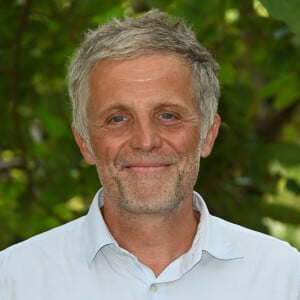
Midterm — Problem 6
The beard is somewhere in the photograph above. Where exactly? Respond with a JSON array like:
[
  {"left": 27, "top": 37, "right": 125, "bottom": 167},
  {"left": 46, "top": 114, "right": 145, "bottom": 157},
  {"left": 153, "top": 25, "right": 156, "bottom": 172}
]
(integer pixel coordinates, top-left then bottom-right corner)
[{"left": 97, "top": 152, "right": 200, "bottom": 216}]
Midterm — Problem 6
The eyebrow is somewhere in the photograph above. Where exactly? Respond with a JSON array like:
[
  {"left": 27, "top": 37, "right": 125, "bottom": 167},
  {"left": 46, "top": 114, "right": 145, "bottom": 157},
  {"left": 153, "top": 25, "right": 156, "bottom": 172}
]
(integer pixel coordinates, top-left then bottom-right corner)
[
  {"left": 99, "top": 101, "right": 192, "bottom": 116},
  {"left": 100, "top": 104, "right": 130, "bottom": 114},
  {"left": 154, "top": 103, "right": 191, "bottom": 112}
]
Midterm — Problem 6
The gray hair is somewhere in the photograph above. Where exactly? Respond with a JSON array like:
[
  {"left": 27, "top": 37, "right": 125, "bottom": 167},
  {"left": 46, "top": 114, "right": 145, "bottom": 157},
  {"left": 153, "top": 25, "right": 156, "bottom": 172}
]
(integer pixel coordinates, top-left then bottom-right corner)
[{"left": 68, "top": 9, "right": 220, "bottom": 142}]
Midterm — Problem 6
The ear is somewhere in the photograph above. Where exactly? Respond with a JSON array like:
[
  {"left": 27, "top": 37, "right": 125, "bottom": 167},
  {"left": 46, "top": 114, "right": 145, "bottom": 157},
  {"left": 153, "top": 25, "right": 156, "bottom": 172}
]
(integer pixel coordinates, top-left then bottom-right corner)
[
  {"left": 72, "top": 126, "right": 96, "bottom": 165},
  {"left": 200, "top": 114, "right": 221, "bottom": 158}
]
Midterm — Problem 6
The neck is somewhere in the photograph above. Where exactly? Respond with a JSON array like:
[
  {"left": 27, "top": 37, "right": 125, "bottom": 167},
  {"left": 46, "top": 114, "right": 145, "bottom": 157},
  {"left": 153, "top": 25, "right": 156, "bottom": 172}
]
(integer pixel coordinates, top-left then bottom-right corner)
[{"left": 102, "top": 194, "right": 200, "bottom": 277}]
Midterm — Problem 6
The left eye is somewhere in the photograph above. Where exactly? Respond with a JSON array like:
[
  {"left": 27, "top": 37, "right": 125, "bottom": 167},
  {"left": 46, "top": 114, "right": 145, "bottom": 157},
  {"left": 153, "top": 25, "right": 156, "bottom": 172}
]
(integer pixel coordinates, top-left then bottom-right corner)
[{"left": 160, "top": 113, "right": 175, "bottom": 120}]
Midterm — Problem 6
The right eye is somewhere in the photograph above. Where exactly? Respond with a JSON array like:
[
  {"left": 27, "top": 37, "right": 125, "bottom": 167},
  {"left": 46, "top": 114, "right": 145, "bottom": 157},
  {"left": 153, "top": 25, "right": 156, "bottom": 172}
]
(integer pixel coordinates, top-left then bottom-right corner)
[{"left": 110, "top": 115, "right": 127, "bottom": 123}]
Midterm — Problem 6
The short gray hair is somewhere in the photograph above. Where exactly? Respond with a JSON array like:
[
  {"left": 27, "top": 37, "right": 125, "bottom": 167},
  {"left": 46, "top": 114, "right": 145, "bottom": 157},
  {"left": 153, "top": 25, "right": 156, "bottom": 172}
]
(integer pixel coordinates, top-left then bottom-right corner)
[{"left": 68, "top": 9, "right": 220, "bottom": 141}]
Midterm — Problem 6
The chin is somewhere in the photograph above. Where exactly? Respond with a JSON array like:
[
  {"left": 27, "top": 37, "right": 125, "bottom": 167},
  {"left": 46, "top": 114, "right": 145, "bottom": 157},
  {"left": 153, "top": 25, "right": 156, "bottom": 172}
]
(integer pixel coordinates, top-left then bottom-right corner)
[{"left": 116, "top": 187, "right": 185, "bottom": 215}]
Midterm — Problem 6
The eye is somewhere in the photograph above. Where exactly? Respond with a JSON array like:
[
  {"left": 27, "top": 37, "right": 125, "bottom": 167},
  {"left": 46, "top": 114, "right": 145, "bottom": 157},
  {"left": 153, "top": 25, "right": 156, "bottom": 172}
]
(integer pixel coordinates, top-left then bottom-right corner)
[
  {"left": 110, "top": 115, "right": 127, "bottom": 123},
  {"left": 160, "top": 113, "right": 176, "bottom": 120}
]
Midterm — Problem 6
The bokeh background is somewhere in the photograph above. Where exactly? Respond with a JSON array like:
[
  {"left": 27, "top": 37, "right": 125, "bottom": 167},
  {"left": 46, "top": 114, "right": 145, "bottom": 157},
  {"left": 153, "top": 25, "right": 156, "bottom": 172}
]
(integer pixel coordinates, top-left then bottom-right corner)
[{"left": 1, "top": 0, "right": 300, "bottom": 250}]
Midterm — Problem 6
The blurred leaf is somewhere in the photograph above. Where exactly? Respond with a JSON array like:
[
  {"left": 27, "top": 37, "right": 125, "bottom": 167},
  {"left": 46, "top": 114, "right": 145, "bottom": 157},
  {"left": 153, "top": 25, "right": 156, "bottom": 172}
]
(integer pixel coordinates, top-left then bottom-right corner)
[
  {"left": 260, "top": 0, "right": 300, "bottom": 35},
  {"left": 286, "top": 178, "right": 300, "bottom": 195},
  {"left": 258, "top": 73, "right": 299, "bottom": 109},
  {"left": 267, "top": 143, "right": 300, "bottom": 166},
  {"left": 35, "top": 108, "right": 67, "bottom": 139},
  {"left": 259, "top": 203, "right": 300, "bottom": 225}
]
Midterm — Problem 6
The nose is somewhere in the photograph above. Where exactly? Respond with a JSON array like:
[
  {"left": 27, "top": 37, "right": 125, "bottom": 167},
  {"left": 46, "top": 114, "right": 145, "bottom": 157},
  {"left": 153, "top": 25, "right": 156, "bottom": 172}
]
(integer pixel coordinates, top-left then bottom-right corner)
[{"left": 129, "top": 118, "right": 162, "bottom": 152}]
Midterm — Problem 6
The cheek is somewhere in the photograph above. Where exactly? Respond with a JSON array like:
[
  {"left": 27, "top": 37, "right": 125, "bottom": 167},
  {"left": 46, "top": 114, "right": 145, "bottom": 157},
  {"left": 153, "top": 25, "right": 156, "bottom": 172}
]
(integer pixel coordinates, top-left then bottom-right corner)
[
  {"left": 166, "top": 126, "right": 201, "bottom": 155},
  {"left": 89, "top": 130, "right": 128, "bottom": 165},
  {"left": 88, "top": 129, "right": 110, "bottom": 162}
]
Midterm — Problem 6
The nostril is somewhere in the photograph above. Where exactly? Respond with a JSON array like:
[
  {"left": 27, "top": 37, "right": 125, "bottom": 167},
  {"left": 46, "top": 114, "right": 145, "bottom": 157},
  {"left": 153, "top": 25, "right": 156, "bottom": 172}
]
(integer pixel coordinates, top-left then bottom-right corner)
[{"left": 129, "top": 122, "right": 162, "bottom": 152}]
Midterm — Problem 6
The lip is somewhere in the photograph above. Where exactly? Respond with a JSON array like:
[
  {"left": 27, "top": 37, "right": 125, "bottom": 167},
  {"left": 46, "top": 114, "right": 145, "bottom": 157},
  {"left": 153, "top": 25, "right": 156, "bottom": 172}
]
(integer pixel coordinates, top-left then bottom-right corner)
[{"left": 124, "top": 163, "right": 173, "bottom": 174}]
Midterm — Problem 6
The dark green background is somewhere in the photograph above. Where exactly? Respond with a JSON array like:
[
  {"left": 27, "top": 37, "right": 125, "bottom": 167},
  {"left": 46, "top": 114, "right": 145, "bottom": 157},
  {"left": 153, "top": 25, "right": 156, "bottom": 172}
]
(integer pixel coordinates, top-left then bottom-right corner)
[{"left": 1, "top": 0, "right": 300, "bottom": 250}]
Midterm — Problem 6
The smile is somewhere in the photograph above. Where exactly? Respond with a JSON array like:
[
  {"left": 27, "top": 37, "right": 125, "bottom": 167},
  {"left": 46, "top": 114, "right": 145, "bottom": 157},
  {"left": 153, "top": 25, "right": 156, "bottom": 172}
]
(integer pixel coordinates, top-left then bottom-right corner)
[{"left": 124, "top": 163, "right": 173, "bottom": 174}]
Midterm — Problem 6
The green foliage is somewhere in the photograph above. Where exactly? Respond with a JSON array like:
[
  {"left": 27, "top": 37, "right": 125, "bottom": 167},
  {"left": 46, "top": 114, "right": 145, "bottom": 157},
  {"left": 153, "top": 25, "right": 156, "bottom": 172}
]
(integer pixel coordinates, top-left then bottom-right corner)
[
  {"left": 260, "top": 0, "right": 300, "bottom": 35},
  {"left": 1, "top": 0, "right": 300, "bottom": 250}
]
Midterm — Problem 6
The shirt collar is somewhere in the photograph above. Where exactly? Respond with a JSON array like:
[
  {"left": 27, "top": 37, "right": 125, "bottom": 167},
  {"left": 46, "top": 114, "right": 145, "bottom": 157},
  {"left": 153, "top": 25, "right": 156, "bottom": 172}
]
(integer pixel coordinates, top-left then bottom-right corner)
[
  {"left": 192, "top": 191, "right": 243, "bottom": 260},
  {"left": 84, "top": 189, "right": 117, "bottom": 265},
  {"left": 84, "top": 189, "right": 243, "bottom": 266}
]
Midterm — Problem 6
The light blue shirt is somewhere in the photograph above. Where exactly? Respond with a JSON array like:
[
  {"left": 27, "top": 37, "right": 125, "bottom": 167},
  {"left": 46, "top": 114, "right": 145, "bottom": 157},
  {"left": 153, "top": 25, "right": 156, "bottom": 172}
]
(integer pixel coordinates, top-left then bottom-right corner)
[{"left": 1, "top": 189, "right": 299, "bottom": 299}]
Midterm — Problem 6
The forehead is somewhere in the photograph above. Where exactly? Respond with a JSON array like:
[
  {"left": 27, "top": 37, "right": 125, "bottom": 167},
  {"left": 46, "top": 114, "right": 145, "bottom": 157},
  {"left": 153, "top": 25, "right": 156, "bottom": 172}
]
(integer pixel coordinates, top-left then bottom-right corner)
[
  {"left": 87, "top": 54, "right": 196, "bottom": 112},
  {"left": 89, "top": 53, "right": 191, "bottom": 83}
]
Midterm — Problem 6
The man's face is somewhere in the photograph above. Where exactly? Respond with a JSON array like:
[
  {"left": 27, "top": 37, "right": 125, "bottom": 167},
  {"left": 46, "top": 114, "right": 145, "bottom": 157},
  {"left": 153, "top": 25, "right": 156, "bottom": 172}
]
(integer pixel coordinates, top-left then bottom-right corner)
[{"left": 74, "top": 54, "right": 219, "bottom": 215}]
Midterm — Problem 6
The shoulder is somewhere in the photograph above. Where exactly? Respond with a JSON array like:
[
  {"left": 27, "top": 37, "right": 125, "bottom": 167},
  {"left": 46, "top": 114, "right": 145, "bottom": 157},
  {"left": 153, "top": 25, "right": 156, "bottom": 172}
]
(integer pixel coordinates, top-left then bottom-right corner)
[
  {"left": 0, "top": 216, "right": 85, "bottom": 272},
  {"left": 0, "top": 217, "right": 88, "bottom": 298},
  {"left": 213, "top": 215, "right": 300, "bottom": 263}
]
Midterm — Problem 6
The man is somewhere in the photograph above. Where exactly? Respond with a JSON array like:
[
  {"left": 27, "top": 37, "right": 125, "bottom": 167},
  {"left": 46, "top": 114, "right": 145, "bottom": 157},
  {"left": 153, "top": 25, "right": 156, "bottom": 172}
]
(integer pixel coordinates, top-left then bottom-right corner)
[{"left": 1, "top": 9, "right": 299, "bottom": 300}]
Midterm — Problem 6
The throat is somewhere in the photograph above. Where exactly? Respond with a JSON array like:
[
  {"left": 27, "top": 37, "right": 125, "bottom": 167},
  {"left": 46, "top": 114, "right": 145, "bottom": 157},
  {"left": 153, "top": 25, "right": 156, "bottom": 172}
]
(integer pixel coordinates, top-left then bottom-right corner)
[{"left": 102, "top": 204, "right": 200, "bottom": 276}]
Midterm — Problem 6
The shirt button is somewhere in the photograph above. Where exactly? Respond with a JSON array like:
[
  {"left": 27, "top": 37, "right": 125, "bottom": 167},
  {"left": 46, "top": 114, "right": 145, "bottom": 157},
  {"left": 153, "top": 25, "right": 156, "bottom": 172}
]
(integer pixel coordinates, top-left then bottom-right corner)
[{"left": 149, "top": 283, "right": 157, "bottom": 293}]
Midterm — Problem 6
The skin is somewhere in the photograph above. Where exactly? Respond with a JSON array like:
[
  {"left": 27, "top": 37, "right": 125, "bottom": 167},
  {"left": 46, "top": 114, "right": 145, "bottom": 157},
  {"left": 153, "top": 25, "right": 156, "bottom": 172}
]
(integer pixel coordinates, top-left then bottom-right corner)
[{"left": 73, "top": 54, "right": 220, "bottom": 276}]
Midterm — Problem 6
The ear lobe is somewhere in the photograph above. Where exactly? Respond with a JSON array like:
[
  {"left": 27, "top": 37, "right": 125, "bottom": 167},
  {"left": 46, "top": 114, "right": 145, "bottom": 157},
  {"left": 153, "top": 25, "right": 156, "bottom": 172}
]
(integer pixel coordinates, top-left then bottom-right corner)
[
  {"left": 72, "top": 126, "right": 96, "bottom": 165},
  {"left": 200, "top": 114, "right": 221, "bottom": 158}
]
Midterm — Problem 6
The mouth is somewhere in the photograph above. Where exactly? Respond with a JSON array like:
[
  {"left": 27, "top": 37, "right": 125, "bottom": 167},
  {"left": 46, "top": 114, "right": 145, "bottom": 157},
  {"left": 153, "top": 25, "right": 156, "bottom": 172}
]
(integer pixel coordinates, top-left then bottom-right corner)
[{"left": 123, "top": 162, "right": 174, "bottom": 174}]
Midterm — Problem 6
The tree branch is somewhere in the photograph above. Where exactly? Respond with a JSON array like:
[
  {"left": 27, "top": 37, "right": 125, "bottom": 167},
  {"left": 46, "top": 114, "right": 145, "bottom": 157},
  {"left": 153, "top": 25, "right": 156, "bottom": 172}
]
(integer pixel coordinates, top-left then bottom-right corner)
[{"left": 255, "top": 99, "right": 300, "bottom": 142}]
